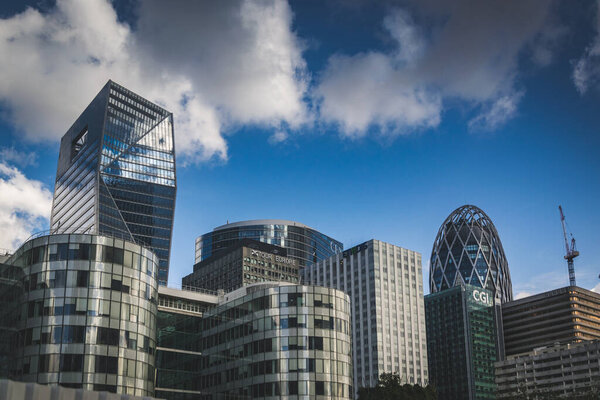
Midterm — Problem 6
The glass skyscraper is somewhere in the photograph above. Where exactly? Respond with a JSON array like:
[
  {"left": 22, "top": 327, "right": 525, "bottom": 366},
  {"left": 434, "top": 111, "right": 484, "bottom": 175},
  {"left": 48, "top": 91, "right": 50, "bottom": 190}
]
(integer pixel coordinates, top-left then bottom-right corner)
[
  {"left": 429, "top": 205, "right": 512, "bottom": 303},
  {"left": 195, "top": 219, "right": 343, "bottom": 269},
  {"left": 425, "top": 285, "right": 498, "bottom": 400},
  {"left": 50, "top": 80, "right": 176, "bottom": 285}
]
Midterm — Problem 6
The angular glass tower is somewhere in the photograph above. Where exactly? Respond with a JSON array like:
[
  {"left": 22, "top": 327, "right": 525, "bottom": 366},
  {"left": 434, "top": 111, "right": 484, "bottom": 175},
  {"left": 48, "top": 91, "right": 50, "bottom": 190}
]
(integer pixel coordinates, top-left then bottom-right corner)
[
  {"left": 430, "top": 205, "right": 512, "bottom": 303},
  {"left": 50, "top": 80, "right": 176, "bottom": 285}
]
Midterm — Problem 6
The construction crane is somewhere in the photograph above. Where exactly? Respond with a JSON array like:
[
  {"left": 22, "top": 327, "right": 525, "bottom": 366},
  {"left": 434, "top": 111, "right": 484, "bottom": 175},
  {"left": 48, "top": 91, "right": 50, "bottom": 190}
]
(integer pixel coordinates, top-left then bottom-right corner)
[{"left": 559, "top": 205, "right": 579, "bottom": 286}]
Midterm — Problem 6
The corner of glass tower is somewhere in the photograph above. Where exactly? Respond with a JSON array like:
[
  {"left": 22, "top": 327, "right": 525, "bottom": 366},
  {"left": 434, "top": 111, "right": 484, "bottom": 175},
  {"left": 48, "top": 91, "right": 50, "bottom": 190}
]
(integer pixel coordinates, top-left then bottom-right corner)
[{"left": 50, "top": 80, "right": 176, "bottom": 286}]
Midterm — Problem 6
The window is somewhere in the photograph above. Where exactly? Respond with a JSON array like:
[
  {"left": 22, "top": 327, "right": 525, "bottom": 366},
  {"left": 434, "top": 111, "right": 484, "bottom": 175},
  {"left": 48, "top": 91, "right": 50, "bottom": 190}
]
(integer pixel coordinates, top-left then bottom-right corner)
[
  {"left": 60, "top": 354, "right": 83, "bottom": 372},
  {"left": 95, "top": 356, "right": 118, "bottom": 374},
  {"left": 62, "top": 325, "right": 85, "bottom": 343},
  {"left": 77, "top": 271, "right": 89, "bottom": 287},
  {"left": 97, "top": 327, "right": 119, "bottom": 346}
]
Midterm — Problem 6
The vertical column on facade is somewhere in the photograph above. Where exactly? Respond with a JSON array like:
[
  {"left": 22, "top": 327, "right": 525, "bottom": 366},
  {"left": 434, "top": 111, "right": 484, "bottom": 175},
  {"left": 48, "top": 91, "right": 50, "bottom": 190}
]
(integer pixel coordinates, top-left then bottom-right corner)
[
  {"left": 402, "top": 248, "right": 410, "bottom": 382},
  {"left": 379, "top": 242, "right": 387, "bottom": 376}
]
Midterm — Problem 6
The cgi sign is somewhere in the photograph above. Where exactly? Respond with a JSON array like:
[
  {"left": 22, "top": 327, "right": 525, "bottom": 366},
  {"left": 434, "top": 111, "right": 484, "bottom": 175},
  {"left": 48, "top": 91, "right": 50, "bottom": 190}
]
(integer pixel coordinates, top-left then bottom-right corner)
[{"left": 472, "top": 289, "right": 493, "bottom": 306}]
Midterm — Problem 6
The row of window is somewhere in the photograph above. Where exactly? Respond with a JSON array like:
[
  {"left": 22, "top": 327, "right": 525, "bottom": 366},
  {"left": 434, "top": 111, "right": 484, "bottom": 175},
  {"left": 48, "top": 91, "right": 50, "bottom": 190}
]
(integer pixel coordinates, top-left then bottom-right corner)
[
  {"left": 23, "top": 325, "right": 154, "bottom": 353},
  {"left": 13, "top": 243, "right": 155, "bottom": 274},
  {"left": 203, "top": 292, "right": 346, "bottom": 330},
  {"left": 213, "top": 357, "right": 352, "bottom": 384},
  {"left": 102, "top": 174, "right": 175, "bottom": 198},
  {"left": 203, "top": 335, "right": 351, "bottom": 367},
  {"left": 26, "top": 296, "right": 155, "bottom": 328},
  {"left": 32, "top": 353, "right": 154, "bottom": 380},
  {"left": 201, "top": 314, "right": 350, "bottom": 348},
  {"left": 25, "top": 270, "right": 153, "bottom": 299}
]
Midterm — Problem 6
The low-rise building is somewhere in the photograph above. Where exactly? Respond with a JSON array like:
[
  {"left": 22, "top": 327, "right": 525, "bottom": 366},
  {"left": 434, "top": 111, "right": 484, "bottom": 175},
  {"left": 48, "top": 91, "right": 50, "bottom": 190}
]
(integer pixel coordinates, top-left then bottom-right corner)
[
  {"left": 496, "top": 340, "right": 600, "bottom": 398},
  {"left": 502, "top": 286, "right": 600, "bottom": 357}
]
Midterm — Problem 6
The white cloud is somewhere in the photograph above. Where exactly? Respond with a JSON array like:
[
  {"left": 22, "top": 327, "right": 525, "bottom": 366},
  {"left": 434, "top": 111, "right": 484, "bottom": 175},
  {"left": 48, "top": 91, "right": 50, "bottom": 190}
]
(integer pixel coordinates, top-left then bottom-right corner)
[
  {"left": 0, "top": 147, "right": 38, "bottom": 167},
  {"left": 383, "top": 9, "right": 425, "bottom": 65},
  {"left": 316, "top": 1, "right": 558, "bottom": 136},
  {"left": 316, "top": 52, "right": 441, "bottom": 137},
  {"left": 268, "top": 130, "right": 289, "bottom": 144},
  {"left": 572, "top": 1, "right": 600, "bottom": 94},
  {"left": 0, "top": 0, "right": 309, "bottom": 163},
  {"left": 592, "top": 283, "right": 600, "bottom": 293},
  {"left": 468, "top": 91, "right": 524, "bottom": 132},
  {"left": 514, "top": 291, "right": 534, "bottom": 300},
  {"left": 0, "top": 162, "right": 52, "bottom": 251}
]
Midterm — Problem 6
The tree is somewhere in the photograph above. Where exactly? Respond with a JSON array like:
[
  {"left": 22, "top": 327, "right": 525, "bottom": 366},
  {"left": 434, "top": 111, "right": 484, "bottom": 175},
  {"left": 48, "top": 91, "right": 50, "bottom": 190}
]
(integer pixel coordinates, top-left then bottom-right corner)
[{"left": 357, "top": 373, "right": 437, "bottom": 400}]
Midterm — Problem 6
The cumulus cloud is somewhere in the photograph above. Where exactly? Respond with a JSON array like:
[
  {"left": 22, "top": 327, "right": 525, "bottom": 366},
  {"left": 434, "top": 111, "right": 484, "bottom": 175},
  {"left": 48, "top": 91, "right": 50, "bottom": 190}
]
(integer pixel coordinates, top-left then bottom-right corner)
[
  {"left": 0, "top": 162, "right": 52, "bottom": 251},
  {"left": 572, "top": 0, "right": 600, "bottom": 94},
  {"left": 0, "top": 147, "right": 38, "bottom": 167},
  {"left": 315, "top": 1, "right": 558, "bottom": 136},
  {"left": 317, "top": 52, "right": 441, "bottom": 136},
  {"left": 592, "top": 282, "right": 600, "bottom": 293},
  {"left": 0, "top": 0, "right": 309, "bottom": 162}
]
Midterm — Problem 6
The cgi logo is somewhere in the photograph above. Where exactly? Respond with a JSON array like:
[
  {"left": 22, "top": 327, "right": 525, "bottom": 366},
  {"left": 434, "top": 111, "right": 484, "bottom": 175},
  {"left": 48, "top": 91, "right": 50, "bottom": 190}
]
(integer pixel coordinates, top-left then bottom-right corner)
[{"left": 472, "top": 290, "right": 492, "bottom": 306}]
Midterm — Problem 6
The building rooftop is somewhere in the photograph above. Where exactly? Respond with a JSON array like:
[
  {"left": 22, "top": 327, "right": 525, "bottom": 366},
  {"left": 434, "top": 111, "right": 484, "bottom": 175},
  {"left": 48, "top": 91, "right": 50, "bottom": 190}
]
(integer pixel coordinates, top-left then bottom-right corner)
[
  {"left": 213, "top": 219, "right": 314, "bottom": 231},
  {"left": 503, "top": 285, "right": 600, "bottom": 308}
]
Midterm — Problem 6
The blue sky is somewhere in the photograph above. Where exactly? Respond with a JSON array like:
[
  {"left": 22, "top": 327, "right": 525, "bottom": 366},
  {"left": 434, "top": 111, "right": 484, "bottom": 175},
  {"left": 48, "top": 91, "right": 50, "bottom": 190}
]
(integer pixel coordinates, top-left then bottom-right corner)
[{"left": 0, "top": 0, "right": 599, "bottom": 297}]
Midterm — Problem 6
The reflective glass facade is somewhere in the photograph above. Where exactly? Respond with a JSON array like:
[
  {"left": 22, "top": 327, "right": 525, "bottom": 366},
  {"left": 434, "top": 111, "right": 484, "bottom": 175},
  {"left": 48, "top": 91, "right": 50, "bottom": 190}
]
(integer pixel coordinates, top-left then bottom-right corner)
[
  {"left": 0, "top": 262, "right": 24, "bottom": 379},
  {"left": 155, "top": 287, "right": 218, "bottom": 400},
  {"left": 197, "top": 283, "right": 353, "bottom": 399},
  {"left": 195, "top": 220, "right": 343, "bottom": 271},
  {"left": 425, "top": 285, "right": 498, "bottom": 400},
  {"left": 430, "top": 205, "right": 512, "bottom": 303},
  {"left": 303, "top": 240, "right": 428, "bottom": 391},
  {"left": 6, "top": 234, "right": 158, "bottom": 396},
  {"left": 50, "top": 81, "right": 176, "bottom": 285}
]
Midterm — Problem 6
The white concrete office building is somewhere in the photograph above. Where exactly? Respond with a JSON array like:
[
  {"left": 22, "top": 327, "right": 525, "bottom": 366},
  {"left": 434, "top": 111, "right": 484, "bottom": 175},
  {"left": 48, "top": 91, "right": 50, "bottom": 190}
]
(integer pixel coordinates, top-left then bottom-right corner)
[{"left": 303, "top": 239, "right": 428, "bottom": 392}]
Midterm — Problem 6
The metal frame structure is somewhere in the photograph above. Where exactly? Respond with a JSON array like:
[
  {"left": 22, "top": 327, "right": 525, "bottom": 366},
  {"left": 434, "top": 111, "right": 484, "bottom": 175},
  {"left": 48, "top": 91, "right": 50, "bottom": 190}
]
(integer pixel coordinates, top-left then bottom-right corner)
[{"left": 429, "top": 205, "right": 513, "bottom": 303}]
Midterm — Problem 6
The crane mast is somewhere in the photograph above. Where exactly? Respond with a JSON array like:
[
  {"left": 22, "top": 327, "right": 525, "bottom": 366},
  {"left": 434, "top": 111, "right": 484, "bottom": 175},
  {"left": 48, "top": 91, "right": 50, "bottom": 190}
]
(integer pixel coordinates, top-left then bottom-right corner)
[{"left": 559, "top": 205, "right": 578, "bottom": 286}]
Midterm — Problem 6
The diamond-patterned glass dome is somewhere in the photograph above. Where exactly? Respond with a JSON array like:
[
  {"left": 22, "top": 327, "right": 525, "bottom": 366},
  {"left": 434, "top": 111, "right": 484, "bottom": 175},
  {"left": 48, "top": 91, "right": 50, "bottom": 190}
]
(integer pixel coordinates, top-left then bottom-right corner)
[{"left": 430, "top": 205, "right": 513, "bottom": 303}]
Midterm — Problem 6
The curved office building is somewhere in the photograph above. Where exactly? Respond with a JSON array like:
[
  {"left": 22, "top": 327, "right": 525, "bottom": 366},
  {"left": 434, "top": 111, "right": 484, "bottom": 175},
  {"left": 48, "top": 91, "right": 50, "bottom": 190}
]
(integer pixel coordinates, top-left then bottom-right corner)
[
  {"left": 430, "top": 205, "right": 513, "bottom": 303},
  {"left": 197, "top": 283, "right": 353, "bottom": 398},
  {"left": 7, "top": 233, "right": 158, "bottom": 396},
  {"left": 194, "top": 219, "right": 343, "bottom": 268}
]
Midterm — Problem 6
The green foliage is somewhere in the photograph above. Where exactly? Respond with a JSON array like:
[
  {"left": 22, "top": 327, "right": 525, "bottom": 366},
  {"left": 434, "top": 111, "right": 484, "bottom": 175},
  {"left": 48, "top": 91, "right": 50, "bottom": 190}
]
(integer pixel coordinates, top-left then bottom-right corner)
[{"left": 357, "top": 373, "right": 437, "bottom": 400}]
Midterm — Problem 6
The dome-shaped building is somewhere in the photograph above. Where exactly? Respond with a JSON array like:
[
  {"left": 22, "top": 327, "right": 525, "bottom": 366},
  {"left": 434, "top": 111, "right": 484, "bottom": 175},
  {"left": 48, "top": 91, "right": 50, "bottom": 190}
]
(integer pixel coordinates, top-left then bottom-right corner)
[{"left": 430, "top": 205, "right": 512, "bottom": 303}]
